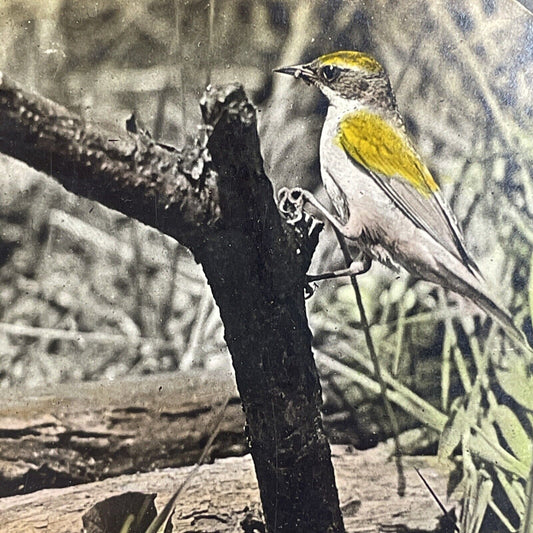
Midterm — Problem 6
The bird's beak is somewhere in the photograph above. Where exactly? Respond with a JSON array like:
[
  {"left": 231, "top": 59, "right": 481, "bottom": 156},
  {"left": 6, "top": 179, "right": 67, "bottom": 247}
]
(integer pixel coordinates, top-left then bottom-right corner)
[{"left": 274, "top": 63, "right": 316, "bottom": 85}]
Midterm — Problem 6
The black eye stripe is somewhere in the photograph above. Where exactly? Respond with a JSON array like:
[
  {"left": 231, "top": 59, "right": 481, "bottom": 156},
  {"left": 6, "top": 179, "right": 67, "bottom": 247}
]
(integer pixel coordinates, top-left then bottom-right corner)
[{"left": 321, "top": 65, "right": 341, "bottom": 82}]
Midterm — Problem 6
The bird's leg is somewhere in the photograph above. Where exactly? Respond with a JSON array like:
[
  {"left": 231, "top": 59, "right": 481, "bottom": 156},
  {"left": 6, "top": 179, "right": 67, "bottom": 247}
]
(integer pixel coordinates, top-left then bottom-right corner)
[
  {"left": 307, "top": 254, "right": 372, "bottom": 282},
  {"left": 278, "top": 186, "right": 373, "bottom": 282}
]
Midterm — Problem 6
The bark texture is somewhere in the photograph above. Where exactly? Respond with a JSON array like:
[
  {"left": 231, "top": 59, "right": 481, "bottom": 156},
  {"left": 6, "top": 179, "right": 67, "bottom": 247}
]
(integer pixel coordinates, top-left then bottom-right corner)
[
  {"left": 0, "top": 372, "right": 245, "bottom": 498},
  {"left": 0, "top": 73, "right": 343, "bottom": 532}
]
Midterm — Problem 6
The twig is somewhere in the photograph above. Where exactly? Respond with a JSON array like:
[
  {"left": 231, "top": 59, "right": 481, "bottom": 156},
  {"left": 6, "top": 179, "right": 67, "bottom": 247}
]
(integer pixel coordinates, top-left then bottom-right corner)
[
  {"left": 130, "top": 221, "right": 148, "bottom": 336},
  {"left": 180, "top": 285, "right": 213, "bottom": 370},
  {"left": 176, "top": 0, "right": 187, "bottom": 140},
  {"left": 415, "top": 467, "right": 460, "bottom": 532},
  {"left": 521, "top": 459, "right": 533, "bottom": 533},
  {"left": 332, "top": 228, "right": 406, "bottom": 496},
  {"left": 206, "top": 0, "right": 215, "bottom": 87},
  {"left": 159, "top": 242, "right": 181, "bottom": 340},
  {"left": 153, "top": 0, "right": 185, "bottom": 141}
]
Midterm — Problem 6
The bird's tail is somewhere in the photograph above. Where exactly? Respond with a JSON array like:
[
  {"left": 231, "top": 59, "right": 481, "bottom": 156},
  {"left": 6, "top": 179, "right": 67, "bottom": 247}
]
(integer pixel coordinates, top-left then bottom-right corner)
[{"left": 434, "top": 258, "right": 533, "bottom": 358}]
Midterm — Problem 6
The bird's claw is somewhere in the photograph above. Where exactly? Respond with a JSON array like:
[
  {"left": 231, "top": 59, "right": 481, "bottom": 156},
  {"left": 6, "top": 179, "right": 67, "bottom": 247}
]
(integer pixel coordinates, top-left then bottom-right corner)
[
  {"left": 304, "top": 282, "right": 316, "bottom": 299},
  {"left": 277, "top": 187, "right": 307, "bottom": 224}
]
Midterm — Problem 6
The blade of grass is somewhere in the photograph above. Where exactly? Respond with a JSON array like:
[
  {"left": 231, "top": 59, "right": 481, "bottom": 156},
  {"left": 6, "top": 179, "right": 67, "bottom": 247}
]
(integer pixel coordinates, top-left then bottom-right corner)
[
  {"left": 489, "top": 400, "right": 532, "bottom": 466},
  {"left": 317, "top": 350, "right": 447, "bottom": 432},
  {"left": 438, "top": 289, "right": 472, "bottom": 394},
  {"left": 495, "top": 468, "right": 525, "bottom": 520},
  {"left": 438, "top": 404, "right": 466, "bottom": 461},
  {"left": 392, "top": 299, "right": 406, "bottom": 377},
  {"left": 463, "top": 469, "right": 493, "bottom": 533},
  {"left": 488, "top": 497, "right": 518, "bottom": 533},
  {"left": 453, "top": 345, "right": 472, "bottom": 394},
  {"left": 145, "top": 395, "right": 230, "bottom": 533},
  {"left": 119, "top": 514, "right": 135, "bottom": 533},
  {"left": 529, "top": 251, "right": 533, "bottom": 324},
  {"left": 438, "top": 289, "right": 453, "bottom": 412},
  {"left": 415, "top": 467, "right": 460, "bottom": 532},
  {"left": 471, "top": 423, "right": 529, "bottom": 480},
  {"left": 522, "top": 459, "right": 533, "bottom": 533},
  {"left": 441, "top": 324, "right": 452, "bottom": 412}
]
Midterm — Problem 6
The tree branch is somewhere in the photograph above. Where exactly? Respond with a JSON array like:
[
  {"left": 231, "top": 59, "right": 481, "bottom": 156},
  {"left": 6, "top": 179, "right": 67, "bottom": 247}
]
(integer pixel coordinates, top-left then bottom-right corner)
[{"left": 0, "top": 73, "right": 343, "bottom": 532}]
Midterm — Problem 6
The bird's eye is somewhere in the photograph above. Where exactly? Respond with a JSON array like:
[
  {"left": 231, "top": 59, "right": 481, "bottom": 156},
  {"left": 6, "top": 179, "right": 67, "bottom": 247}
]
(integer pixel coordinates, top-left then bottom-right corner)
[{"left": 321, "top": 65, "right": 340, "bottom": 82}]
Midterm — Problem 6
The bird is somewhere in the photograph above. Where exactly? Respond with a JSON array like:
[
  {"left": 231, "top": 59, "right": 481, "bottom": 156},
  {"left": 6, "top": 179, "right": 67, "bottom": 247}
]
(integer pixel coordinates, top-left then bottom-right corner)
[{"left": 274, "top": 50, "right": 531, "bottom": 355}]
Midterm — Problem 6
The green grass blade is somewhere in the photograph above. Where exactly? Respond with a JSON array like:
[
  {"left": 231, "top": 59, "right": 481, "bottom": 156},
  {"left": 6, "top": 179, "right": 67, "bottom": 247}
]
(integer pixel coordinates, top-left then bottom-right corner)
[
  {"left": 317, "top": 351, "right": 447, "bottom": 431},
  {"left": 529, "top": 251, "right": 533, "bottom": 323},
  {"left": 495, "top": 468, "right": 525, "bottom": 520},
  {"left": 522, "top": 460, "right": 533, "bottom": 533}
]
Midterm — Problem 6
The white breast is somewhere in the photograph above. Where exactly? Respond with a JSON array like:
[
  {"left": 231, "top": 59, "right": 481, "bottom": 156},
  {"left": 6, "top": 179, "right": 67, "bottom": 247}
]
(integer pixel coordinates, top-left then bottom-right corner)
[{"left": 318, "top": 105, "right": 416, "bottom": 268}]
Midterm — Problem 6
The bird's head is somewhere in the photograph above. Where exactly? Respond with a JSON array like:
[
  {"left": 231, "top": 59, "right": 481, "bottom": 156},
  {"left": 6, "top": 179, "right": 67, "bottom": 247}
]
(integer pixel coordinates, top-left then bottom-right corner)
[{"left": 275, "top": 51, "right": 395, "bottom": 112}]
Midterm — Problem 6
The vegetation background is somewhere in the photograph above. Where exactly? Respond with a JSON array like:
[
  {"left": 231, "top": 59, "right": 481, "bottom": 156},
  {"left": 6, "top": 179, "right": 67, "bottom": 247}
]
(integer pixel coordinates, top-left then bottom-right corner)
[{"left": 0, "top": 1, "right": 532, "bottom": 531}]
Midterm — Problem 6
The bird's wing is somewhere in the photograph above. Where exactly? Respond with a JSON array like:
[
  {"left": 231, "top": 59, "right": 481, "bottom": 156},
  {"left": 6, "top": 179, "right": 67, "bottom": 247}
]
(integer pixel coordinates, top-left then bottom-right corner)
[{"left": 337, "top": 109, "right": 480, "bottom": 277}]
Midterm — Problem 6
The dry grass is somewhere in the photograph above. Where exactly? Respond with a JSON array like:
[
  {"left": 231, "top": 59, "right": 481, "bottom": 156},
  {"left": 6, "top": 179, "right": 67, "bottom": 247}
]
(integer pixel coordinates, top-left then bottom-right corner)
[{"left": 0, "top": 1, "right": 531, "bottom": 530}]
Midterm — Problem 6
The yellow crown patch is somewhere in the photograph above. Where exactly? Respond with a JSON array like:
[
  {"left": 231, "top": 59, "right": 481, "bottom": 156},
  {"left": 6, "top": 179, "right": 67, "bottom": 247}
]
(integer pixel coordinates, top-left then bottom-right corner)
[{"left": 319, "top": 51, "right": 383, "bottom": 73}]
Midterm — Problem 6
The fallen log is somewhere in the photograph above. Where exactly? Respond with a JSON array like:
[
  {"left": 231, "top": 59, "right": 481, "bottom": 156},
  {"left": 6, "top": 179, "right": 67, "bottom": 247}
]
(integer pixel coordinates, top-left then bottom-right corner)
[
  {"left": 0, "top": 371, "right": 245, "bottom": 498},
  {"left": 0, "top": 443, "right": 459, "bottom": 533}
]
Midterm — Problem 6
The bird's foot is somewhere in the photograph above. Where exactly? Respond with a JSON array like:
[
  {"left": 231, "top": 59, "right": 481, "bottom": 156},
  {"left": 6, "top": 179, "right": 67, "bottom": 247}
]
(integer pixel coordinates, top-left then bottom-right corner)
[
  {"left": 277, "top": 186, "right": 309, "bottom": 224},
  {"left": 304, "top": 282, "right": 316, "bottom": 299}
]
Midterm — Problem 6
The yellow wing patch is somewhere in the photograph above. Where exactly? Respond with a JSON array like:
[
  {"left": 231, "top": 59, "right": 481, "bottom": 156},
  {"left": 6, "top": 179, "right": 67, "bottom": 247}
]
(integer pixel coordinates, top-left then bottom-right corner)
[
  {"left": 336, "top": 110, "right": 439, "bottom": 196},
  {"left": 319, "top": 51, "right": 383, "bottom": 74}
]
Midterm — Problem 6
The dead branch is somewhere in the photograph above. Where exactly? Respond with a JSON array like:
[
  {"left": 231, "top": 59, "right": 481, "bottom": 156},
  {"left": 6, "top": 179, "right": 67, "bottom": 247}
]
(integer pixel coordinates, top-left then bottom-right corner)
[{"left": 0, "top": 73, "right": 342, "bottom": 532}]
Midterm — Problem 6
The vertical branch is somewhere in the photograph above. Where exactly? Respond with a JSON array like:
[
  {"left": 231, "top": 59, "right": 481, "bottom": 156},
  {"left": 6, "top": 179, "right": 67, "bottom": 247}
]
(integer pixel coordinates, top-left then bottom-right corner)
[
  {"left": 159, "top": 242, "right": 181, "bottom": 341},
  {"left": 153, "top": 0, "right": 186, "bottom": 141},
  {"left": 198, "top": 85, "right": 345, "bottom": 532},
  {"left": 175, "top": 0, "right": 187, "bottom": 140}
]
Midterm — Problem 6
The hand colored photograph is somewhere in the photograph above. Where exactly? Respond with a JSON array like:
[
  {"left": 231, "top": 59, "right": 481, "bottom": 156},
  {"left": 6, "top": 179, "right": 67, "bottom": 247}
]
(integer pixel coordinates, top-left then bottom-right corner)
[{"left": 0, "top": 1, "right": 531, "bottom": 532}]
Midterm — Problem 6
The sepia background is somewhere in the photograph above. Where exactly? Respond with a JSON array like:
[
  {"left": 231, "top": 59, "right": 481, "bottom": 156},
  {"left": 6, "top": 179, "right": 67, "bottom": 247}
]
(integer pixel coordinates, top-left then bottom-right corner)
[{"left": 0, "top": 1, "right": 532, "bottom": 531}]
